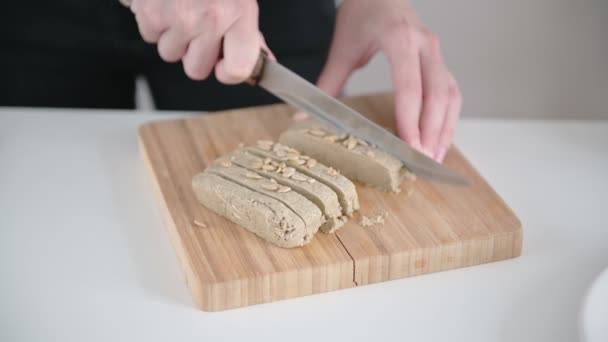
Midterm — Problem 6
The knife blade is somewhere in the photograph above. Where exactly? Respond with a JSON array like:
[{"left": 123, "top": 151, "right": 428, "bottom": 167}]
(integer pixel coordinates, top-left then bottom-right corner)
[{"left": 249, "top": 52, "right": 468, "bottom": 185}]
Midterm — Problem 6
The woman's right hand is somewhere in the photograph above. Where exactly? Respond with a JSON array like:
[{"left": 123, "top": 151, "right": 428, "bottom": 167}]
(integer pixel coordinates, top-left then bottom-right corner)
[{"left": 130, "top": 0, "right": 270, "bottom": 83}]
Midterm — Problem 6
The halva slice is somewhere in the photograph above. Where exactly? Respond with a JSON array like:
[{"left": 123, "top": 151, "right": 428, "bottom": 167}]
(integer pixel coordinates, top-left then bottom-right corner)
[
  {"left": 206, "top": 161, "right": 323, "bottom": 236},
  {"left": 246, "top": 142, "right": 359, "bottom": 216},
  {"left": 192, "top": 173, "right": 312, "bottom": 248},
  {"left": 224, "top": 150, "right": 345, "bottom": 233},
  {"left": 279, "top": 121, "right": 416, "bottom": 192}
]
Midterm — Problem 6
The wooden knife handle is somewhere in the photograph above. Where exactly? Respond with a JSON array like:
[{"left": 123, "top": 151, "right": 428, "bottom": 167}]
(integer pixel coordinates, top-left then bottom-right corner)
[{"left": 246, "top": 50, "right": 269, "bottom": 86}]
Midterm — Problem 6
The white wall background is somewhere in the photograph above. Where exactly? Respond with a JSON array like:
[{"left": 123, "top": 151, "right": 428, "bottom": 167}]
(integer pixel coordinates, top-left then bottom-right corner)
[{"left": 138, "top": 0, "right": 608, "bottom": 119}]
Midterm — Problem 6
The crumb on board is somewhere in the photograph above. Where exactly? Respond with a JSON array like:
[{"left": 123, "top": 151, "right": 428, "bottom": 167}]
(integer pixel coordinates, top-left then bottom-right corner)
[
  {"left": 405, "top": 187, "right": 415, "bottom": 198},
  {"left": 405, "top": 171, "right": 417, "bottom": 181},
  {"left": 358, "top": 212, "right": 388, "bottom": 228},
  {"left": 192, "top": 219, "right": 207, "bottom": 228}
]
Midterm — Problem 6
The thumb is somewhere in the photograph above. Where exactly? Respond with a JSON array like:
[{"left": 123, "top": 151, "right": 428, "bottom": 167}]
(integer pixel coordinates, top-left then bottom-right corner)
[
  {"left": 293, "top": 46, "right": 356, "bottom": 122},
  {"left": 316, "top": 48, "right": 357, "bottom": 97}
]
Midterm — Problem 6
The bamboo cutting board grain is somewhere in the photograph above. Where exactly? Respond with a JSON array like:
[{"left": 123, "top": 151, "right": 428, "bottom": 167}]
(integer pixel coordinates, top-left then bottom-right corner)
[{"left": 139, "top": 93, "right": 522, "bottom": 311}]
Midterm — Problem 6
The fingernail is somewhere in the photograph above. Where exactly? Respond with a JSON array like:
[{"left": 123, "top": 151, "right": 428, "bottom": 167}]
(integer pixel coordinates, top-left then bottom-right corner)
[
  {"left": 293, "top": 111, "right": 311, "bottom": 121},
  {"left": 436, "top": 147, "right": 447, "bottom": 162}
]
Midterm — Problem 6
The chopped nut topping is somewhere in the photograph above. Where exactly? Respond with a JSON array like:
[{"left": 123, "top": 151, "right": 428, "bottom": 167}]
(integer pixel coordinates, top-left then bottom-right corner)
[
  {"left": 358, "top": 212, "right": 388, "bottom": 227},
  {"left": 277, "top": 186, "right": 292, "bottom": 193},
  {"left": 405, "top": 171, "right": 417, "bottom": 181},
  {"left": 309, "top": 129, "right": 326, "bottom": 137},
  {"left": 282, "top": 167, "right": 296, "bottom": 178},
  {"left": 245, "top": 171, "right": 263, "bottom": 179},
  {"left": 306, "top": 159, "right": 317, "bottom": 168},
  {"left": 291, "top": 174, "right": 308, "bottom": 182},
  {"left": 192, "top": 219, "right": 207, "bottom": 228},
  {"left": 346, "top": 138, "right": 357, "bottom": 150},
  {"left": 257, "top": 140, "right": 274, "bottom": 150},
  {"left": 324, "top": 135, "right": 339, "bottom": 143},
  {"left": 261, "top": 183, "right": 279, "bottom": 191}
]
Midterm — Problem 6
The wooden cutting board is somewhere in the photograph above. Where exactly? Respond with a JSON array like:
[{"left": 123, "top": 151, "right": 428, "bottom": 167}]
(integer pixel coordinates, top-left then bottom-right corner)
[{"left": 139, "top": 93, "right": 522, "bottom": 311}]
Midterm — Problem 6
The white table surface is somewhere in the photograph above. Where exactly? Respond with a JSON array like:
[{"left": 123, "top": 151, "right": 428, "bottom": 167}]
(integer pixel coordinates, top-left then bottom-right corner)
[{"left": 1, "top": 108, "right": 607, "bottom": 342}]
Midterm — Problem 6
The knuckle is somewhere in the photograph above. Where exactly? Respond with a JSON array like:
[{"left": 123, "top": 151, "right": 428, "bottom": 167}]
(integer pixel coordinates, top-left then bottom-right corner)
[
  {"left": 138, "top": 27, "right": 156, "bottom": 43},
  {"left": 184, "top": 61, "right": 210, "bottom": 81},
  {"left": 176, "top": 1, "right": 223, "bottom": 33},
  {"left": 405, "top": 129, "right": 421, "bottom": 143},
  {"left": 422, "top": 119, "right": 442, "bottom": 136},
  {"left": 384, "top": 18, "right": 415, "bottom": 44},
  {"left": 141, "top": 4, "right": 163, "bottom": 29},
  {"left": 401, "top": 84, "right": 423, "bottom": 99},
  {"left": 200, "top": 1, "right": 223, "bottom": 26},
  {"left": 424, "top": 88, "right": 447, "bottom": 103},
  {"left": 157, "top": 45, "right": 169, "bottom": 61},
  {"left": 243, "top": 0, "right": 259, "bottom": 17},
  {"left": 455, "top": 86, "right": 463, "bottom": 102},
  {"left": 180, "top": 13, "right": 200, "bottom": 34},
  {"left": 136, "top": 20, "right": 158, "bottom": 43},
  {"left": 158, "top": 46, "right": 179, "bottom": 63},
  {"left": 421, "top": 29, "right": 441, "bottom": 52},
  {"left": 447, "top": 85, "right": 461, "bottom": 102},
  {"left": 428, "top": 123, "right": 443, "bottom": 137},
  {"left": 222, "top": 65, "right": 251, "bottom": 83}
]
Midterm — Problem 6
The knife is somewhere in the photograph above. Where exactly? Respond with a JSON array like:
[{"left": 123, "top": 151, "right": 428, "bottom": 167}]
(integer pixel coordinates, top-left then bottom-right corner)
[{"left": 248, "top": 51, "right": 468, "bottom": 185}]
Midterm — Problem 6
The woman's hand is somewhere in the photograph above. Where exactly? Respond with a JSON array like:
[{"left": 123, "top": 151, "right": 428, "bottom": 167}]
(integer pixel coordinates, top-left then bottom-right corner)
[
  {"left": 130, "top": 0, "right": 270, "bottom": 83},
  {"left": 313, "top": 0, "right": 462, "bottom": 162}
]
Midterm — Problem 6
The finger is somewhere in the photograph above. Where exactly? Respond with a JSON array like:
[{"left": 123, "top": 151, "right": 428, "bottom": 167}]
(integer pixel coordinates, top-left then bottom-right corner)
[
  {"left": 134, "top": 12, "right": 166, "bottom": 43},
  {"left": 292, "top": 111, "right": 311, "bottom": 121},
  {"left": 436, "top": 73, "right": 462, "bottom": 162},
  {"left": 157, "top": 28, "right": 191, "bottom": 62},
  {"left": 419, "top": 54, "right": 449, "bottom": 159},
  {"left": 182, "top": 33, "right": 222, "bottom": 80},
  {"left": 316, "top": 46, "right": 358, "bottom": 97},
  {"left": 384, "top": 42, "right": 423, "bottom": 151},
  {"left": 215, "top": 6, "right": 260, "bottom": 84},
  {"left": 129, "top": 0, "right": 144, "bottom": 13},
  {"left": 131, "top": 0, "right": 166, "bottom": 44},
  {"left": 259, "top": 33, "right": 276, "bottom": 61}
]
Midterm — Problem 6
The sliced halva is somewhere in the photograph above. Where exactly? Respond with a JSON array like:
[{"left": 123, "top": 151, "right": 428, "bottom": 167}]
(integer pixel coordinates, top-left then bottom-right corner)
[
  {"left": 279, "top": 121, "right": 416, "bottom": 192},
  {"left": 246, "top": 142, "right": 359, "bottom": 216},
  {"left": 224, "top": 150, "right": 345, "bottom": 233},
  {"left": 192, "top": 173, "right": 312, "bottom": 248}
]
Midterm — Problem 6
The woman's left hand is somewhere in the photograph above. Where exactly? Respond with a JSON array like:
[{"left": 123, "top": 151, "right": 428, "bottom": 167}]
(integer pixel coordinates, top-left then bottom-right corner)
[{"left": 309, "top": 0, "right": 462, "bottom": 162}]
